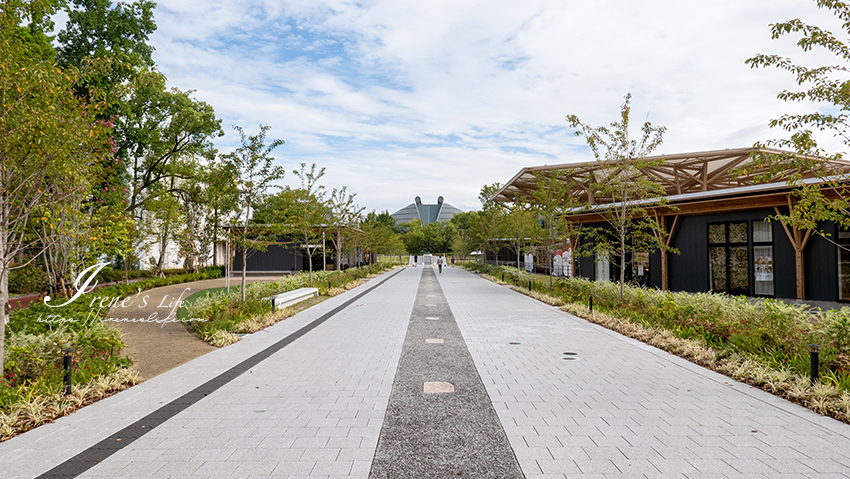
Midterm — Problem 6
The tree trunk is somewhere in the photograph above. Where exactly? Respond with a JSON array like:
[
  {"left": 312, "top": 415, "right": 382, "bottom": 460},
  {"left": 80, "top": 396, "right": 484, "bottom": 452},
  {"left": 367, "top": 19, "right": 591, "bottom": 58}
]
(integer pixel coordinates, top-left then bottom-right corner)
[
  {"left": 620, "top": 228, "right": 626, "bottom": 302},
  {"left": 308, "top": 248, "right": 314, "bottom": 288},
  {"left": 241, "top": 246, "right": 247, "bottom": 302},
  {"left": 335, "top": 231, "right": 342, "bottom": 271},
  {"left": 0, "top": 232, "right": 8, "bottom": 374},
  {"left": 795, "top": 247, "right": 805, "bottom": 300}
]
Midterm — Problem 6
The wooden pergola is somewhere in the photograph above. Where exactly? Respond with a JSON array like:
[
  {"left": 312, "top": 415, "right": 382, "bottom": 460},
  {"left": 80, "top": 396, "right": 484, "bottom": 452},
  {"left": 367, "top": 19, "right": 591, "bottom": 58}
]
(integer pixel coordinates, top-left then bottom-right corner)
[{"left": 492, "top": 147, "right": 850, "bottom": 298}]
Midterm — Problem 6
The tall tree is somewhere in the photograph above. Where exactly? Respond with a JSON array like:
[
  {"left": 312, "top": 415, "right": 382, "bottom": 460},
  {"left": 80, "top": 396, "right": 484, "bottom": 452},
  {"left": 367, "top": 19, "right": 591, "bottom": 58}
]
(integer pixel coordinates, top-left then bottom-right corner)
[
  {"left": 525, "top": 172, "right": 583, "bottom": 289},
  {"left": 56, "top": 0, "right": 156, "bottom": 110},
  {"left": 288, "top": 163, "right": 327, "bottom": 287},
  {"left": 327, "top": 186, "right": 362, "bottom": 271},
  {"left": 501, "top": 198, "right": 536, "bottom": 273},
  {"left": 567, "top": 93, "right": 671, "bottom": 301},
  {"left": 203, "top": 159, "right": 239, "bottom": 266},
  {"left": 118, "top": 72, "right": 222, "bottom": 213},
  {"left": 465, "top": 183, "right": 506, "bottom": 263},
  {"left": 746, "top": 0, "right": 850, "bottom": 299},
  {"left": 222, "top": 125, "right": 286, "bottom": 301},
  {"left": 1, "top": 0, "right": 112, "bottom": 372}
]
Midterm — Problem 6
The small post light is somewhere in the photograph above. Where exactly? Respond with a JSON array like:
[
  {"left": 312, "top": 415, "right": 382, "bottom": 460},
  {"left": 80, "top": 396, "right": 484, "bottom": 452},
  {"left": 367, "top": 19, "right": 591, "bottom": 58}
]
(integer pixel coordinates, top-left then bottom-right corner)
[
  {"left": 589, "top": 295, "right": 593, "bottom": 313},
  {"left": 809, "top": 344, "right": 821, "bottom": 385},
  {"left": 62, "top": 348, "right": 74, "bottom": 395}
]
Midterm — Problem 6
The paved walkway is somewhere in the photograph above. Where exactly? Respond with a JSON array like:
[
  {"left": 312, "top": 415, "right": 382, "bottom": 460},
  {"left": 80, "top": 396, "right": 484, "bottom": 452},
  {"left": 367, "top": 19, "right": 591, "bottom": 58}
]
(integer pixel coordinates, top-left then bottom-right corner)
[
  {"left": 2, "top": 266, "right": 850, "bottom": 478},
  {"left": 112, "top": 275, "right": 285, "bottom": 380}
]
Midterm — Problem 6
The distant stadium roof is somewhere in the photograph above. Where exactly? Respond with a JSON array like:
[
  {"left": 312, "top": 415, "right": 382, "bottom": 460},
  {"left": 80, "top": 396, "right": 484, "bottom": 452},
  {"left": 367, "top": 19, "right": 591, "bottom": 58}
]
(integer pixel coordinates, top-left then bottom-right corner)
[{"left": 391, "top": 196, "right": 463, "bottom": 225}]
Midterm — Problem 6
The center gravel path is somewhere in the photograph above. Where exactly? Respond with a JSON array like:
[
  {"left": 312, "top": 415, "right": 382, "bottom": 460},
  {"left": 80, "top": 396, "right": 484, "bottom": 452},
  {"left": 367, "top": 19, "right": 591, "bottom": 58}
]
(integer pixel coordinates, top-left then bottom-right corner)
[
  {"left": 370, "top": 267, "right": 522, "bottom": 478},
  {"left": 4, "top": 265, "right": 850, "bottom": 478}
]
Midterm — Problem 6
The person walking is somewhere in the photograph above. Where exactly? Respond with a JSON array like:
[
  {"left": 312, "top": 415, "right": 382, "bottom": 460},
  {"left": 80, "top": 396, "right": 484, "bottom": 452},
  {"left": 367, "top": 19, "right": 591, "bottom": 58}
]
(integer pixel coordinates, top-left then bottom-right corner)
[
  {"left": 437, "top": 255, "right": 443, "bottom": 273},
  {"left": 414, "top": 255, "right": 418, "bottom": 267},
  {"left": 451, "top": 257, "right": 455, "bottom": 267}
]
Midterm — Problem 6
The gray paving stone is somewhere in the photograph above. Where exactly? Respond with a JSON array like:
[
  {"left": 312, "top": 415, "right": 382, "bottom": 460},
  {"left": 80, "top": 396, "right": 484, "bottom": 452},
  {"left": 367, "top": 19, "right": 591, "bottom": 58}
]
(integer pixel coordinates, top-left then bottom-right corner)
[
  {"left": 7, "top": 266, "right": 850, "bottom": 478},
  {"left": 437, "top": 268, "right": 850, "bottom": 478}
]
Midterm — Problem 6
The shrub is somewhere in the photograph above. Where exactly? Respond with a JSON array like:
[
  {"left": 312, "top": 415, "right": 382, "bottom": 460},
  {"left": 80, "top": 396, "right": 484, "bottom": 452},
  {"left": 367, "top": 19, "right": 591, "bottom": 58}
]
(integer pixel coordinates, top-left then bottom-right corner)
[
  {"left": 8, "top": 264, "right": 48, "bottom": 295},
  {"left": 186, "top": 263, "right": 398, "bottom": 344}
]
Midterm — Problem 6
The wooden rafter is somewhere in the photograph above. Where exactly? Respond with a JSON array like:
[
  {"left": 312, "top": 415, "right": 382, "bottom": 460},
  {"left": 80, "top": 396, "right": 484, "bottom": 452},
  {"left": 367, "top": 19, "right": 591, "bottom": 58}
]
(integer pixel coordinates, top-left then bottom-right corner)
[{"left": 492, "top": 147, "right": 850, "bottom": 205}]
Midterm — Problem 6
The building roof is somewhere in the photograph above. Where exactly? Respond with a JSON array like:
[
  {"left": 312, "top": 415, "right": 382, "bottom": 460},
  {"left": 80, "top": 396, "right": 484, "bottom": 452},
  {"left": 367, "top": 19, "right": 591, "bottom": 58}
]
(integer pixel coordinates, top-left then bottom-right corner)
[
  {"left": 491, "top": 147, "right": 850, "bottom": 206},
  {"left": 391, "top": 196, "right": 463, "bottom": 225}
]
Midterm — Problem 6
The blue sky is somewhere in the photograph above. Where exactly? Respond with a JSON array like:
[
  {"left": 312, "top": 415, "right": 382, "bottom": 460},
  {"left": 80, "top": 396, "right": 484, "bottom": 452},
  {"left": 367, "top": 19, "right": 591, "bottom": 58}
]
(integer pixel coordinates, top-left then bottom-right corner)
[{"left": 141, "top": 0, "right": 845, "bottom": 213}]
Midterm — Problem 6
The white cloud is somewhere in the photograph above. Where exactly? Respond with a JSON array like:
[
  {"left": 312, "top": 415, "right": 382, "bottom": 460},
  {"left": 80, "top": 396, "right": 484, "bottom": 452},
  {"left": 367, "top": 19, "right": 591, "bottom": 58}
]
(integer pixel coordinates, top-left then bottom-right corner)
[{"left": 149, "top": 0, "right": 848, "bottom": 212}]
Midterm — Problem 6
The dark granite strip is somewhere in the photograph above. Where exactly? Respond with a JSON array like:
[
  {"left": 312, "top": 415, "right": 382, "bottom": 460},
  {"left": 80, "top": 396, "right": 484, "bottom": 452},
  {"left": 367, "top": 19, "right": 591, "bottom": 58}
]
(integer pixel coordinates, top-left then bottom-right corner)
[
  {"left": 370, "top": 267, "right": 523, "bottom": 479},
  {"left": 37, "top": 268, "right": 405, "bottom": 479}
]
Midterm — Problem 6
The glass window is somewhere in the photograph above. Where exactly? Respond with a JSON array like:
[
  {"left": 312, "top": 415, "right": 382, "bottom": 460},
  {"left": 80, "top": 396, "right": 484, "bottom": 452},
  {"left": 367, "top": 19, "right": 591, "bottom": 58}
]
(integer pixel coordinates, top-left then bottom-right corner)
[
  {"left": 752, "top": 220, "right": 774, "bottom": 297},
  {"left": 708, "top": 224, "right": 726, "bottom": 244},
  {"left": 840, "top": 248, "right": 850, "bottom": 300},
  {"left": 729, "top": 222, "right": 748, "bottom": 243},
  {"left": 754, "top": 245, "right": 774, "bottom": 296},
  {"left": 707, "top": 221, "right": 750, "bottom": 296},
  {"left": 753, "top": 220, "right": 773, "bottom": 242},
  {"left": 596, "top": 254, "right": 610, "bottom": 282},
  {"left": 839, "top": 227, "right": 850, "bottom": 301}
]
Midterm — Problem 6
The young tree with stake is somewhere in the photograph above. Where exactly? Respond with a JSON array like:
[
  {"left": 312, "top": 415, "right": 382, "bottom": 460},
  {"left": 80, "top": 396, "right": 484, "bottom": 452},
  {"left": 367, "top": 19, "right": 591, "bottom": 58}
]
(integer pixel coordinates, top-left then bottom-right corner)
[{"left": 567, "top": 94, "right": 673, "bottom": 302}]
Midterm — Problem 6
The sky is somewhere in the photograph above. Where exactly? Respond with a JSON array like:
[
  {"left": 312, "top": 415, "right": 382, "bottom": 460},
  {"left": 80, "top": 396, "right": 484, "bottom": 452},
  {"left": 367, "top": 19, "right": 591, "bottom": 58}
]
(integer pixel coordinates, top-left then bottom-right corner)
[{"left": 135, "top": 0, "right": 846, "bottom": 214}]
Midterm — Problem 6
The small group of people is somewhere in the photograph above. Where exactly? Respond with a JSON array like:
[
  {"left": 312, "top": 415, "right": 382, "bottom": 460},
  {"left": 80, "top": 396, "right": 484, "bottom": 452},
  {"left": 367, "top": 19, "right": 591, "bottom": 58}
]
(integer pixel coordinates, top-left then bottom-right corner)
[{"left": 411, "top": 255, "right": 455, "bottom": 273}]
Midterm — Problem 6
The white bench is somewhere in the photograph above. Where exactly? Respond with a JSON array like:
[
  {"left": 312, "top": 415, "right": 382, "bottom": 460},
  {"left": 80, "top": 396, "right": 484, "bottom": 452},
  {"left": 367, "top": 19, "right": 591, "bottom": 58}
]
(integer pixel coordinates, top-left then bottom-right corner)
[{"left": 265, "top": 287, "right": 319, "bottom": 310}]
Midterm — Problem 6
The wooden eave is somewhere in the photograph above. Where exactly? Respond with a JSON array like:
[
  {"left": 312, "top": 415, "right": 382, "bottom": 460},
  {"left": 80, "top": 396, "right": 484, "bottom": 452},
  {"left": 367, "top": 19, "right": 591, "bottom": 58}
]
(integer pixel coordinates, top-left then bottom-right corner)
[
  {"left": 491, "top": 147, "right": 850, "bottom": 205},
  {"left": 563, "top": 181, "right": 846, "bottom": 224}
]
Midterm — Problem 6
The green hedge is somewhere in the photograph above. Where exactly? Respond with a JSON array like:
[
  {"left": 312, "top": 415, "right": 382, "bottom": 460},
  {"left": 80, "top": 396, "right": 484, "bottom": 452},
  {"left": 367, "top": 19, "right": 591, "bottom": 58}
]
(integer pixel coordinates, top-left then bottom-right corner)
[
  {"left": 2, "top": 266, "right": 224, "bottom": 404},
  {"left": 8, "top": 266, "right": 224, "bottom": 336},
  {"left": 186, "top": 263, "right": 397, "bottom": 339}
]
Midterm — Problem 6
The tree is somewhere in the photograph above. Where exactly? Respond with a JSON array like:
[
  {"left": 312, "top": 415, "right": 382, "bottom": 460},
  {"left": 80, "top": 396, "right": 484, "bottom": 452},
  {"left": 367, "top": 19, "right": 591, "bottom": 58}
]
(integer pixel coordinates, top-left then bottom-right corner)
[
  {"left": 567, "top": 93, "right": 672, "bottom": 301},
  {"left": 117, "top": 72, "right": 222, "bottom": 213},
  {"left": 1, "top": 0, "right": 112, "bottom": 372},
  {"left": 288, "top": 163, "right": 327, "bottom": 287},
  {"left": 746, "top": 0, "right": 850, "bottom": 299},
  {"left": 448, "top": 211, "right": 479, "bottom": 259},
  {"left": 203, "top": 159, "right": 239, "bottom": 266},
  {"left": 468, "top": 183, "right": 506, "bottom": 262},
  {"left": 401, "top": 219, "right": 426, "bottom": 255},
  {"left": 525, "top": 172, "right": 583, "bottom": 288},
  {"left": 501, "top": 197, "right": 536, "bottom": 273},
  {"left": 56, "top": 0, "right": 156, "bottom": 111},
  {"left": 143, "top": 175, "right": 183, "bottom": 276},
  {"left": 421, "top": 221, "right": 456, "bottom": 255},
  {"left": 327, "top": 187, "right": 363, "bottom": 271},
  {"left": 222, "top": 125, "right": 286, "bottom": 301}
]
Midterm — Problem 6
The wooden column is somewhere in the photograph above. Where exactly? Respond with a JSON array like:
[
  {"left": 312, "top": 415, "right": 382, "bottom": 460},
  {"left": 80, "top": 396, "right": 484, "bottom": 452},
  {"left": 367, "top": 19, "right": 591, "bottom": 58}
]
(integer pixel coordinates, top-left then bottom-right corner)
[
  {"left": 774, "top": 203, "right": 813, "bottom": 300},
  {"left": 570, "top": 234, "right": 578, "bottom": 278},
  {"left": 658, "top": 215, "right": 679, "bottom": 291}
]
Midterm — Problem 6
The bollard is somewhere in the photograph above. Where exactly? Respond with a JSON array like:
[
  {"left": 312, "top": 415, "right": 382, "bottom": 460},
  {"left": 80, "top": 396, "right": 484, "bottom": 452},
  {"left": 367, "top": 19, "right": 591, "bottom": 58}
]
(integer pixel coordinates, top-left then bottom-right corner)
[
  {"left": 589, "top": 295, "right": 593, "bottom": 312},
  {"left": 809, "top": 344, "right": 820, "bottom": 385},
  {"left": 62, "top": 348, "right": 73, "bottom": 395},
  {"left": 528, "top": 279, "right": 532, "bottom": 291},
  {"left": 328, "top": 279, "right": 332, "bottom": 290}
]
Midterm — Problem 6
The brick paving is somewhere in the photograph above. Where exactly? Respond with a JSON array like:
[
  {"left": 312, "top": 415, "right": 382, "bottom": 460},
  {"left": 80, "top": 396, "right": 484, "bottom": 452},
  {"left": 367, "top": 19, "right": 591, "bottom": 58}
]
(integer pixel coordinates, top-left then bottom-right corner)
[
  {"left": 2, "top": 265, "right": 850, "bottom": 478},
  {"left": 438, "top": 267, "right": 850, "bottom": 478}
]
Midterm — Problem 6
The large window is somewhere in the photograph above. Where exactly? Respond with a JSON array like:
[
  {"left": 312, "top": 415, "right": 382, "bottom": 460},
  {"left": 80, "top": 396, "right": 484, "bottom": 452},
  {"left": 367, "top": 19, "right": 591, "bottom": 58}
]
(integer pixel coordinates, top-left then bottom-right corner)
[
  {"left": 708, "top": 222, "right": 750, "bottom": 296},
  {"left": 752, "top": 220, "right": 774, "bottom": 297},
  {"left": 839, "top": 228, "right": 850, "bottom": 301},
  {"left": 595, "top": 253, "right": 610, "bottom": 282}
]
